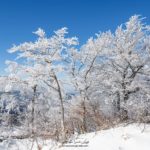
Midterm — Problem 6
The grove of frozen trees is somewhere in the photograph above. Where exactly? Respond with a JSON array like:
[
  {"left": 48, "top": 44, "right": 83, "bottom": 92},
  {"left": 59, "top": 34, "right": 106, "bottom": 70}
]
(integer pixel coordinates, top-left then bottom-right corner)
[{"left": 0, "top": 15, "right": 150, "bottom": 142}]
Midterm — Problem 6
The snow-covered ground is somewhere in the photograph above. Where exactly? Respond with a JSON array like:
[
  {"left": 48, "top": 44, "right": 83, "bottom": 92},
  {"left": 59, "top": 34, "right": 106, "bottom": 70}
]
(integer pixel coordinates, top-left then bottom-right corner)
[
  {"left": 0, "top": 124, "right": 150, "bottom": 150},
  {"left": 59, "top": 124, "right": 150, "bottom": 150}
]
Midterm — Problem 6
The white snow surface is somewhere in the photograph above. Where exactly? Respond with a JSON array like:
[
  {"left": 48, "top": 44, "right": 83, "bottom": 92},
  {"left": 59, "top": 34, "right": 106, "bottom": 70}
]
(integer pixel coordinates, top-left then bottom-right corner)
[{"left": 0, "top": 124, "right": 150, "bottom": 150}]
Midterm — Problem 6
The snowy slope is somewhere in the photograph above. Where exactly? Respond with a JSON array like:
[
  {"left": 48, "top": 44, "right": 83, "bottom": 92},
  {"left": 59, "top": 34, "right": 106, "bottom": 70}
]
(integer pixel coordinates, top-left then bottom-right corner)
[
  {"left": 0, "top": 124, "right": 150, "bottom": 150},
  {"left": 58, "top": 124, "right": 150, "bottom": 150}
]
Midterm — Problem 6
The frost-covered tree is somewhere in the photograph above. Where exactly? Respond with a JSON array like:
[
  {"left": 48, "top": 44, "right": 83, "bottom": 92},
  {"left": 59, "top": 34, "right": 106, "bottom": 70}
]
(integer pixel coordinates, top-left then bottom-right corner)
[
  {"left": 82, "top": 15, "right": 150, "bottom": 120},
  {"left": 0, "top": 75, "right": 30, "bottom": 128},
  {"left": 7, "top": 27, "right": 78, "bottom": 139},
  {"left": 67, "top": 31, "right": 112, "bottom": 132}
]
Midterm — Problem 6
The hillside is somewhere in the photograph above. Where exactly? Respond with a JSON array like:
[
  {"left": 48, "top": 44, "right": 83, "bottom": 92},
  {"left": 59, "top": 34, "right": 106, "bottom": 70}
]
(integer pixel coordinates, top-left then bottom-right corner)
[{"left": 0, "top": 124, "right": 150, "bottom": 150}]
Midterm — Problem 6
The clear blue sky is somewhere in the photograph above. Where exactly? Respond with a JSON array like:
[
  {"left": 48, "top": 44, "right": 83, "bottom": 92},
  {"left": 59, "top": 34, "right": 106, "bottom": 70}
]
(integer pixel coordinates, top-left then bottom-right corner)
[{"left": 0, "top": 0, "right": 150, "bottom": 75}]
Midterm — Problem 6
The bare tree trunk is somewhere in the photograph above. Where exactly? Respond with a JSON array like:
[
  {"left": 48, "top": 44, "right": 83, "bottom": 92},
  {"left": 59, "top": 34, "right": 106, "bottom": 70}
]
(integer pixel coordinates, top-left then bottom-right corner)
[
  {"left": 82, "top": 101, "right": 87, "bottom": 133},
  {"left": 116, "top": 91, "right": 121, "bottom": 112},
  {"left": 53, "top": 74, "right": 66, "bottom": 141},
  {"left": 31, "top": 85, "right": 37, "bottom": 135}
]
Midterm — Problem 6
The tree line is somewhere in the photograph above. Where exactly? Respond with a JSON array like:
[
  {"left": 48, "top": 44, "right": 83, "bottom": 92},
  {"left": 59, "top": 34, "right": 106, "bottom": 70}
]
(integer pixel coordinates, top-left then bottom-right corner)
[{"left": 0, "top": 15, "right": 150, "bottom": 142}]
